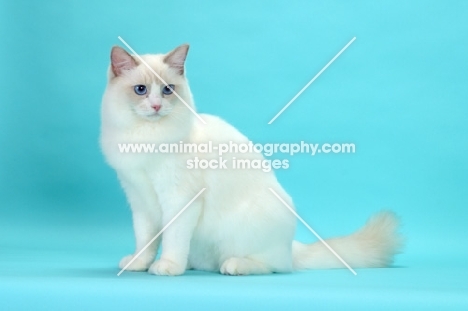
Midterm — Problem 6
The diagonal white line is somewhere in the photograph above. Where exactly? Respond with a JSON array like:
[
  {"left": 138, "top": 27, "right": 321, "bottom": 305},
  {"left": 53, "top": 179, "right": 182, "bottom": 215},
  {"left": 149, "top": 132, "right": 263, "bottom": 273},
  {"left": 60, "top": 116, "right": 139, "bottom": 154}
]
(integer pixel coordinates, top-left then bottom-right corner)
[
  {"left": 268, "top": 188, "right": 357, "bottom": 275},
  {"left": 117, "top": 36, "right": 206, "bottom": 125},
  {"left": 117, "top": 188, "right": 206, "bottom": 276},
  {"left": 268, "top": 37, "right": 356, "bottom": 124}
]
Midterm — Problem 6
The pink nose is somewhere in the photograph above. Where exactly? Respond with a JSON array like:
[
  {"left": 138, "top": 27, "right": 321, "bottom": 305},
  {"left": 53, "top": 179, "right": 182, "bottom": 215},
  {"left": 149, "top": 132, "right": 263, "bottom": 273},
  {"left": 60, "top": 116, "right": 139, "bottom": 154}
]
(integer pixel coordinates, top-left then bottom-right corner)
[{"left": 151, "top": 104, "right": 161, "bottom": 112}]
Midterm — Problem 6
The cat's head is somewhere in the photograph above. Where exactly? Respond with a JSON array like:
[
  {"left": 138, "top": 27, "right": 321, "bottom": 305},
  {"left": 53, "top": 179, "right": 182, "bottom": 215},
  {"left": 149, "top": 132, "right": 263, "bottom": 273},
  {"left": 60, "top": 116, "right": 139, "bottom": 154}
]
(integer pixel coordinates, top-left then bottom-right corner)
[{"left": 103, "top": 44, "right": 193, "bottom": 125}]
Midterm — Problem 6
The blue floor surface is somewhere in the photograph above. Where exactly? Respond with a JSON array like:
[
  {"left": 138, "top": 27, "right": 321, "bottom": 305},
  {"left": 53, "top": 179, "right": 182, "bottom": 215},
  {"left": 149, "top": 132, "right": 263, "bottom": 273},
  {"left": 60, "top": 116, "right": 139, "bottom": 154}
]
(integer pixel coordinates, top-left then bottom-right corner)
[{"left": 1, "top": 222, "right": 467, "bottom": 310}]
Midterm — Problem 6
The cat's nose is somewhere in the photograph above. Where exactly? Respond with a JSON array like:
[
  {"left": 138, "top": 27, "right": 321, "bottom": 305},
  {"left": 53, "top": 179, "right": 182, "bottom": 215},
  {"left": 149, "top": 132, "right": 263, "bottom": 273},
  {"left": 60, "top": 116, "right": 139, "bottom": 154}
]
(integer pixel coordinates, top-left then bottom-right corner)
[{"left": 151, "top": 104, "right": 161, "bottom": 112}]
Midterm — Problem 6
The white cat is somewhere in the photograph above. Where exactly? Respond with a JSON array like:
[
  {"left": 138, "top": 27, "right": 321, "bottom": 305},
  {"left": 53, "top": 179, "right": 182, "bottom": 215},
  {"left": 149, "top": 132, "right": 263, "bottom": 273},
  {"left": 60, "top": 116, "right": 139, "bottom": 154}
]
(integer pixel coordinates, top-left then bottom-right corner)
[{"left": 100, "top": 44, "right": 403, "bottom": 276}]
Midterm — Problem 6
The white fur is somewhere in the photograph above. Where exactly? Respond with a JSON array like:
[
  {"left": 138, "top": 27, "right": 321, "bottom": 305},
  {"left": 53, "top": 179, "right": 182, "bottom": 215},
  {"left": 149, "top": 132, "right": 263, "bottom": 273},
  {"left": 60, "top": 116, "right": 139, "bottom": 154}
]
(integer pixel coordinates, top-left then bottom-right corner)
[{"left": 101, "top": 46, "right": 404, "bottom": 276}]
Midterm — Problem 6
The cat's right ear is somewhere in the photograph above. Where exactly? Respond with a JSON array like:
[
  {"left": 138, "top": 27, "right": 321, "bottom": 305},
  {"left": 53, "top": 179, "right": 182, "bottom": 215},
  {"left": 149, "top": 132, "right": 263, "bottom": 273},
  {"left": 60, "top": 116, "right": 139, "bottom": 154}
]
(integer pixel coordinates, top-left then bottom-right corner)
[{"left": 110, "top": 46, "right": 137, "bottom": 77}]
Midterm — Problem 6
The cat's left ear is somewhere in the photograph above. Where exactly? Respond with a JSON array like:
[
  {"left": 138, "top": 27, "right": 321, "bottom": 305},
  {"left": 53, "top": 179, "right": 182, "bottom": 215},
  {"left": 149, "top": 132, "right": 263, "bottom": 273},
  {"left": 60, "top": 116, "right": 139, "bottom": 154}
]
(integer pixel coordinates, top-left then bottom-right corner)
[{"left": 164, "top": 44, "right": 189, "bottom": 75}]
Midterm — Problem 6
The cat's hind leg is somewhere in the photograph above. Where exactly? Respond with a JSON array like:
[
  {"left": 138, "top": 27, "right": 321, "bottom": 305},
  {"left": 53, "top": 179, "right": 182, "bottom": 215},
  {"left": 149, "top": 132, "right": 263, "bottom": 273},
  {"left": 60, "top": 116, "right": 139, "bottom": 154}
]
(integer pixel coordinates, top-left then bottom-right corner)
[
  {"left": 220, "top": 243, "right": 293, "bottom": 276},
  {"left": 220, "top": 257, "right": 272, "bottom": 275}
]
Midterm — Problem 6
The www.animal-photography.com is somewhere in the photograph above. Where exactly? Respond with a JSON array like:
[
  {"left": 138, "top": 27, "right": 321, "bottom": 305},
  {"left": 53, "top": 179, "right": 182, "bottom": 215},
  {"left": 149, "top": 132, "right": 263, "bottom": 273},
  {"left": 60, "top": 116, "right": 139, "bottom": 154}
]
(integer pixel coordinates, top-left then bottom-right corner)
[{"left": 1, "top": 1, "right": 467, "bottom": 310}]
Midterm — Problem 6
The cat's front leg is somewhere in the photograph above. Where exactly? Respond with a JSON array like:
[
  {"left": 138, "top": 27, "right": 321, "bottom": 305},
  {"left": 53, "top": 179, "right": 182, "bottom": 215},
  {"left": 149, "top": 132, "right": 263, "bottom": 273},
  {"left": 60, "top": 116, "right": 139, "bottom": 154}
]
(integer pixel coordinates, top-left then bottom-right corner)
[
  {"left": 148, "top": 194, "right": 202, "bottom": 276},
  {"left": 118, "top": 173, "right": 162, "bottom": 272},
  {"left": 119, "top": 209, "right": 161, "bottom": 271}
]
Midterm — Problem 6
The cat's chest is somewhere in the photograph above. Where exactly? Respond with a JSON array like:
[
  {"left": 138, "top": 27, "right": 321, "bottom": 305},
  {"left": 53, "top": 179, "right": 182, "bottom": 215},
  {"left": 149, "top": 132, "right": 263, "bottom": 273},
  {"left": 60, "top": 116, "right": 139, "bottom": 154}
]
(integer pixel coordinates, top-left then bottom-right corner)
[{"left": 101, "top": 127, "right": 157, "bottom": 169}]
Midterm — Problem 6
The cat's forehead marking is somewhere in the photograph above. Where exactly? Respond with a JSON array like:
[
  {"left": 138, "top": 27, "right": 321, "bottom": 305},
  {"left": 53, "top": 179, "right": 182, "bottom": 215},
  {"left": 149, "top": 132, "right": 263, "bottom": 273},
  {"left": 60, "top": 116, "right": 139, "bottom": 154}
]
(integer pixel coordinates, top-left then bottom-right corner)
[
  {"left": 117, "top": 53, "right": 183, "bottom": 88},
  {"left": 138, "top": 68, "right": 158, "bottom": 85},
  {"left": 137, "top": 54, "right": 167, "bottom": 84}
]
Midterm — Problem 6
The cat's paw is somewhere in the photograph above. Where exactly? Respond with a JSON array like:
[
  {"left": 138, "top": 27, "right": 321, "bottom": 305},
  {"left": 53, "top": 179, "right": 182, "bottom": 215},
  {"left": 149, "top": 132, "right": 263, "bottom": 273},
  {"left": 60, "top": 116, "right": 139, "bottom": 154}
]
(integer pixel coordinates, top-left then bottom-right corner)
[
  {"left": 119, "top": 254, "right": 152, "bottom": 271},
  {"left": 220, "top": 257, "right": 244, "bottom": 276},
  {"left": 148, "top": 259, "right": 185, "bottom": 276}
]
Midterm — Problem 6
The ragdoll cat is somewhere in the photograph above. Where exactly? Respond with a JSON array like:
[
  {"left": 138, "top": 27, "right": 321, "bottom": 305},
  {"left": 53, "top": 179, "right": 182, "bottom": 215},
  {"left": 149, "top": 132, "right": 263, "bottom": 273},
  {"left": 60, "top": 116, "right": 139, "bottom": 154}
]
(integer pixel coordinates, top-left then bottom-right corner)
[{"left": 100, "top": 44, "right": 403, "bottom": 276}]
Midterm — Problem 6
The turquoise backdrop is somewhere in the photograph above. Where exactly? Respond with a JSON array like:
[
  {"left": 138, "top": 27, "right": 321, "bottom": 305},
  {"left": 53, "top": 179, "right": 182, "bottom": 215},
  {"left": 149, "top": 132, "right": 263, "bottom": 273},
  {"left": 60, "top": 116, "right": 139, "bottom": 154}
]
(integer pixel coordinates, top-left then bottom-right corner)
[{"left": 1, "top": 0, "right": 467, "bottom": 309}]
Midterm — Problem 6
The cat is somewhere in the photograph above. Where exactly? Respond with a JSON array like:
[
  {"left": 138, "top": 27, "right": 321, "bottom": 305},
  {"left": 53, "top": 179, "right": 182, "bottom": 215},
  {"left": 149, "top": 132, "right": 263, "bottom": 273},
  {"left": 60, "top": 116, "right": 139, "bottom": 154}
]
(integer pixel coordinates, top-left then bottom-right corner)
[{"left": 100, "top": 44, "right": 404, "bottom": 276}]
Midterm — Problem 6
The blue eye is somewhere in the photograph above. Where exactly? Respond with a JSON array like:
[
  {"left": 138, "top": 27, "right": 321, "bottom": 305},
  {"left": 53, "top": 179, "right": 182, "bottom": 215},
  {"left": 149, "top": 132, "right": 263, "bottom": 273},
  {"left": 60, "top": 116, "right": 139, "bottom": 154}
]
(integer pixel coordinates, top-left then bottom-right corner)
[
  {"left": 134, "top": 85, "right": 147, "bottom": 95},
  {"left": 162, "top": 84, "right": 175, "bottom": 95}
]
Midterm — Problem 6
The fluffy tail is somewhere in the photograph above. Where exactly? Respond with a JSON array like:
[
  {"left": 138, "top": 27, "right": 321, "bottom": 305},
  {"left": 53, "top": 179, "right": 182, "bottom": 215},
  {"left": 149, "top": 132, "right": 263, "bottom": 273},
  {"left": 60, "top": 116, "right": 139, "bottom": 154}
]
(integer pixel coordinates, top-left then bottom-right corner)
[{"left": 292, "top": 211, "right": 404, "bottom": 270}]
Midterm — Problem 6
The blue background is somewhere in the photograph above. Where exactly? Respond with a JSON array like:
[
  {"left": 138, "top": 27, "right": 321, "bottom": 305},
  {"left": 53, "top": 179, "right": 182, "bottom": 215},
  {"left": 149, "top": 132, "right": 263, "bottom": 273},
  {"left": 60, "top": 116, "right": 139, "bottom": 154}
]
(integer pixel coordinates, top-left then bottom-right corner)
[{"left": 1, "top": 0, "right": 467, "bottom": 309}]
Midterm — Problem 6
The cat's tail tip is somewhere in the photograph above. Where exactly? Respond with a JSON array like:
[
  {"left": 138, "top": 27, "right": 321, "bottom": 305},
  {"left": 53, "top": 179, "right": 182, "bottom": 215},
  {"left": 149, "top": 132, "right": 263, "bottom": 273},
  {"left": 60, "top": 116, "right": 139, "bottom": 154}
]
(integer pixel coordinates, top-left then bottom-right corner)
[
  {"left": 359, "top": 210, "right": 406, "bottom": 263},
  {"left": 292, "top": 210, "right": 405, "bottom": 270}
]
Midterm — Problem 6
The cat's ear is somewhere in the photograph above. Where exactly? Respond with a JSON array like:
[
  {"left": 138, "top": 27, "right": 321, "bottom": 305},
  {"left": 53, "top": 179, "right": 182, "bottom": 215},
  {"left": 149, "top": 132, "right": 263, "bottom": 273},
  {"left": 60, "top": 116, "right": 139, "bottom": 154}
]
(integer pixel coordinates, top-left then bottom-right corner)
[
  {"left": 164, "top": 44, "right": 189, "bottom": 75},
  {"left": 110, "top": 46, "right": 137, "bottom": 77}
]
